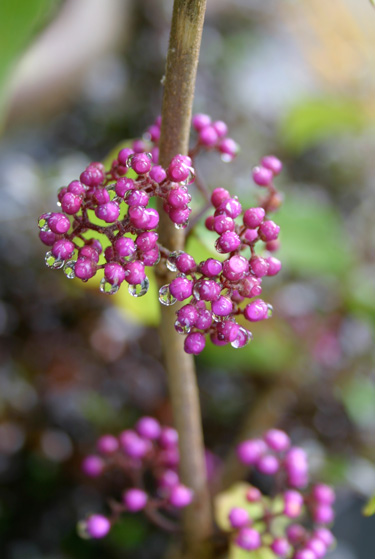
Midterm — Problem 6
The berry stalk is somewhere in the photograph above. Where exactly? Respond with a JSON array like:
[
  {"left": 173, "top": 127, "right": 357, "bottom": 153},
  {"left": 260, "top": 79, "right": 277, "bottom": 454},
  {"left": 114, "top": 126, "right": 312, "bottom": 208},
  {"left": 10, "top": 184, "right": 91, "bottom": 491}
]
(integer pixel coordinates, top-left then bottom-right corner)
[{"left": 156, "top": 0, "right": 213, "bottom": 556}]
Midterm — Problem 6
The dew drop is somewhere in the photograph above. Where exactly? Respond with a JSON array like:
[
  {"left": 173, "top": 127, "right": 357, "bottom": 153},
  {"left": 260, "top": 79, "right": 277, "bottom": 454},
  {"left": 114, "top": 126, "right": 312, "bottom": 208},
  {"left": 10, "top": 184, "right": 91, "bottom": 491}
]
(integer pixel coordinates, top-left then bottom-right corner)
[
  {"left": 128, "top": 277, "right": 150, "bottom": 297},
  {"left": 45, "top": 251, "right": 65, "bottom": 269},
  {"left": 267, "top": 304, "right": 273, "bottom": 318},
  {"left": 159, "top": 284, "right": 177, "bottom": 306},
  {"left": 126, "top": 154, "right": 135, "bottom": 167},
  {"left": 174, "top": 320, "right": 191, "bottom": 334},
  {"left": 100, "top": 278, "right": 119, "bottom": 295},
  {"left": 182, "top": 167, "right": 196, "bottom": 186},
  {"left": 166, "top": 251, "right": 184, "bottom": 272},
  {"left": 64, "top": 260, "right": 76, "bottom": 279},
  {"left": 214, "top": 238, "right": 225, "bottom": 254},
  {"left": 146, "top": 152, "right": 153, "bottom": 161},
  {"left": 38, "top": 213, "right": 51, "bottom": 231},
  {"left": 174, "top": 220, "right": 189, "bottom": 230},
  {"left": 231, "top": 327, "right": 253, "bottom": 348},
  {"left": 106, "top": 182, "right": 116, "bottom": 191}
]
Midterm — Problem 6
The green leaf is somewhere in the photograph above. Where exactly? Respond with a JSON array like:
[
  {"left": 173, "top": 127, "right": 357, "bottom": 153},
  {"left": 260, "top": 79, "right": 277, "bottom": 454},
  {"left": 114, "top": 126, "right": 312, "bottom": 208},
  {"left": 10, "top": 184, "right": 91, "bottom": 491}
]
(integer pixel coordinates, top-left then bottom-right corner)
[
  {"left": 338, "top": 376, "right": 375, "bottom": 429},
  {"left": 0, "top": 0, "right": 59, "bottom": 109},
  {"left": 279, "top": 97, "right": 368, "bottom": 154},
  {"left": 363, "top": 495, "right": 375, "bottom": 517},
  {"left": 276, "top": 192, "right": 352, "bottom": 277}
]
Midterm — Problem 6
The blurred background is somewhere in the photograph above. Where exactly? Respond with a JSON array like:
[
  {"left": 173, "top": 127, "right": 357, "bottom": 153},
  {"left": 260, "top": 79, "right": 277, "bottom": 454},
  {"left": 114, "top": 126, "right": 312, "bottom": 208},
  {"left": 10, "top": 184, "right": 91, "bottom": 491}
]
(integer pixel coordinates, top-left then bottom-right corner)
[{"left": 0, "top": 0, "right": 374, "bottom": 558}]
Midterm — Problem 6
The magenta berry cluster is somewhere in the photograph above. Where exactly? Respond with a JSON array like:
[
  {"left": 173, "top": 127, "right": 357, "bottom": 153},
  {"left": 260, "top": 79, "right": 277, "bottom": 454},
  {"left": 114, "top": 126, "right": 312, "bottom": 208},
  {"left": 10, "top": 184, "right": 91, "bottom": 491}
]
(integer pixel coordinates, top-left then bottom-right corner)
[
  {"left": 38, "top": 113, "right": 282, "bottom": 353},
  {"left": 160, "top": 154, "right": 283, "bottom": 355},
  {"left": 229, "top": 429, "right": 335, "bottom": 558},
  {"left": 79, "top": 416, "right": 193, "bottom": 539}
]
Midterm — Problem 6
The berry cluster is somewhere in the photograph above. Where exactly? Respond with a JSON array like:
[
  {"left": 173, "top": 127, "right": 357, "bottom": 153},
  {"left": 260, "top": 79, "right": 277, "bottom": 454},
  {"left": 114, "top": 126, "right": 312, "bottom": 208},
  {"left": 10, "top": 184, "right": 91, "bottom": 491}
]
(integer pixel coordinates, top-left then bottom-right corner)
[
  {"left": 38, "top": 113, "right": 282, "bottom": 353},
  {"left": 79, "top": 416, "right": 192, "bottom": 539},
  {"left": 159, "top": 154, "right": 283, "bottom": 355},
  {"left": 228, "top": 429, "right": 335, "bottom": 558}
]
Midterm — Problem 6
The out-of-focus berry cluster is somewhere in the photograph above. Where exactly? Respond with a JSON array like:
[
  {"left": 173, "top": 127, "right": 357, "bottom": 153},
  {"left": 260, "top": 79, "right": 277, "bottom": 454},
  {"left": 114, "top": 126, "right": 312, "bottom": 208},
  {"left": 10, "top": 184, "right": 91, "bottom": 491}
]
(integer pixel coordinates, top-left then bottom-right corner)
[
  {"left": 79, "top": 416, "right": 193, "bottom": 539},
  {"left": 227, "top": 429, "right": 335, "bottom": 558},
  {"left": 159, "top": 152, "right": 283, "bottom": 355},
  {"left": 38, "top": 113, "right": 282, "bottom": 353}
]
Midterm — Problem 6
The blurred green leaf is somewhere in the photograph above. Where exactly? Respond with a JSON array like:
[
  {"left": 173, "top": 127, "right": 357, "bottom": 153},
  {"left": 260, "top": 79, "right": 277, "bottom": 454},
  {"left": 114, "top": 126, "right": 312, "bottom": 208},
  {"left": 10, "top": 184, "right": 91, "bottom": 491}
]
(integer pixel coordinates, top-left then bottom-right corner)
[
  {"left": 109, "top": 517, "right": 147, "bottom": 549},
  {"left": 277, "top": 193, "right": 352, "bottom": 277},
  {"left": 338, "top": 376, "right": 375, "bottom": 429},
  {"left": 0, "top": 0, "right": 59, "bottom": 105},
  {"left": 279, "top": 97, "right": 368, "bottom": 154},
  {"left": 363, "top": 495, "right": 375, "bottom": 517}
]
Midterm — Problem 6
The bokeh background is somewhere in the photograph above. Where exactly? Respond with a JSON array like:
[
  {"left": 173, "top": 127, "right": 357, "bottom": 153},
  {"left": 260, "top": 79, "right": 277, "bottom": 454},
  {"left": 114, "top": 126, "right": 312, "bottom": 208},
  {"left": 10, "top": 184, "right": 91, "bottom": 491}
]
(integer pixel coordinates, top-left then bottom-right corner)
[{"left": 0, "top": 1, "right": 374, "bottom": 558}]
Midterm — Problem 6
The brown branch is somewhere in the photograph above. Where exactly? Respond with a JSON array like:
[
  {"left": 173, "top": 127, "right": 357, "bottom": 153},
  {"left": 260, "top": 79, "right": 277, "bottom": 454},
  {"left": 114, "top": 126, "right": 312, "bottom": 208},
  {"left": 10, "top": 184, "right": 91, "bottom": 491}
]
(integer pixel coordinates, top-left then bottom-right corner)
[{"left": 156, "top": 1, "right": 213, "bottom": 557}]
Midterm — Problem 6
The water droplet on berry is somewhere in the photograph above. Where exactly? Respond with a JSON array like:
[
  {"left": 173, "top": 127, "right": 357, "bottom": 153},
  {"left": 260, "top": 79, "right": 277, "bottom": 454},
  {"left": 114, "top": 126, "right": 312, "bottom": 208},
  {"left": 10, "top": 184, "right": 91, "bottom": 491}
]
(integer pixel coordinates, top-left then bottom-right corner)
[
  {"left": 181, "top": 167, "right": 195, "bottom": 186},
  {"left": 126, "top": 154, "right": 135, "bottom": 167},
  {"left": 146, "top": 152, "right": 153, "bottom": 161},
  {"left": 174, "top": 220, "right": 189, "bottom": 230},
  {"left": 64, "top": 260, "right": 76, "bottom": 279},
  {"left": 166, "top": 251, "right": 184, "bottom": 272},
  {"left": 106, "top": 182, "right": 116, "bottom": 191},
  {"left": 174, "top": 319, "right": 191, "bottom": 334},
  {"left": 214, "top": 238, "right": 225, "bottom": 254},
  {"left": 100, "top": 278, "right": 119, "bottom": 295},
  {"left": 158, "top": 284, "right": 177, "bottom": 306},
  {"left": 193, "top": 279, "right": 203, "bottom": 300},
  {"left": 267, "top": 304, "right": 273, "bottom": 318},
  {"left": 231, "top": 327, "right": 253, "bottom": 348},
  {"left": 128, "top": 277, "right": 150, "bottom": 297},
  {"left": 38, "top": 213, "right": 51, "bottom": 231},
  {"left": 212, "top": 314, "right": 222, "bottom": 322},
  {"left": 45, "top": 251, "right": 65, "bottom": 269}
]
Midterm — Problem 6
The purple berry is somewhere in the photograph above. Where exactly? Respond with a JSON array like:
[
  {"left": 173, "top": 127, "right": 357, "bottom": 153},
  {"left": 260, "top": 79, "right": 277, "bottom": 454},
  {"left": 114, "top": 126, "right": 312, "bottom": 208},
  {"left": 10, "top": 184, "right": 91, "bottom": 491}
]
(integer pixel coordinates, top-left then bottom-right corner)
[
  {"left": 92, "top": 187, "right": 110, "bottom": 205},
  {"left": 216, "top": 231, "right": 241, "bottom": 253},
  {"left": 79, "top": 246, "right": 100, "bottom": 263},
  {"left": 176, "top": 253, "right": 196, "bottom": 274},
  {"left": 229, "top": 507, "right": 250, "bottom": 529},
  {"left": 246, "top": 487, "right": 262, "bottom": 502},
  {"left": 124, "top": 261, "right": 145, "bottom": 285},
  {"left": 219, "top": 197, "right": 242, "bottom": 219},
  {"left": 212, "top": 120, "right": 228, "bottom": 137},
  {"left": 85, "top": 514, "right": 111, "bottom": 539},
  {"left": 267, "top": 257, "right": 282, "bottom": 276},
  {"left": 177, "top": 305, "right": 198, "bottom": 328},
  {"left": 237, "top": 439, "right": 267, "bottom": 465},
  {"left": 123, "top": 488, "right": 148, "bottom": 512},
  {"left": 67, "top": 180, "right": 85, "bottom": 196},
  {"left": 235, "top": 527, "right": 261, "bottom": 551},
  {"left": 271, "top": 538, "right": 290, "bottom": 557},
  {"left": 211, "top": 188, "right": 230, "bottom": 208},
  {"left": 252, "top": 165, "right": 273, "bottom": 186},
  {"left": 82, "top": 455, "right": 104, "bottom": 477},
  {"left": 52, "top": 239, "right": 74, "bottom": 260},
  {"left": 115, "top": 236, "right": 136, "bottom": 257},
  {"left": 243, "top": 207, "right": 265, "bottom": 229},
  {"left": 306, "top": 538, "right": 327, "bottom": 559},
  {"left": 192, "top": 113, "right": 211, "bottom": 131},
  {"left": 136, "top": 416, "right": 161, "bottom": 440},
  {"left": 126, "top": 190, "right": 149, "bottom": 207},
  {"left": 313, "top": 505, "right": 334, "bottom": 525},
  {"left": 261, "top": 155, "right": 283, "bottom": 175},
  {"left": 61, "top": 192, "right": 82, "bottom": 214},
  {"left": 259, "top": 220, "right": 280, "bottom": 242},
  {"left": 115, "top": 177, "right": 135, "bottom": 197},
  {"left": 287, "top": 524, "right": 306, "bottom": 545},
  {"left": 243, "top": 228, "right": 258, "bottom": 244},
  {"left": 141, "top": 247, "right": 160, "bottom": 266},
  {"left": 222, "top": 255, "right": 249, "bottom": 282},
  {"left": 48, "top": 213, "right": 70, "bottom": 234},
  {"left": 168, "top": 161, "right": 190, "bottom": 182},
  {"left": 169, "top": 206, "right": 191, "bottom": 225},
  {"left": 136, "top": 232, "right": 158, "bottom": 252},
  {"left": 169, "top": 277, "right": 193, "bottom": 301},
  {"left": 119, "top": 430, "right": 150, "bottom": 458},
  {"left": 167, "top": 188, "right": 191, "bottom": 209},
  {"left": 128, "top": 206, "right": 150, "bottom": 229},
  {"left": 149, "top": 165, "right": 167, "bottom": 183},
  {"left": 117, "top": 148, "right": 134, "bottom": 166},
  {"left": 216, "top": 320, "right": 240, "bottom": 343},
  {"left": 294, "top": 550, "right": 316, "bottom": 559},
  {"left": 158, "top": 469, "right": 179, "bottom": 489},
  {"left": 244, "top": 300, "right": 269, "bottom": 322},
  {"left": 104, "top": 262, "right": 126, "bottom": 285},
  {"left": 131, "top": 153, "right": 152, "bottom": 174},
  {"left": 199, "top": 258, "right": 222, "bottom": 277},
  {"left": 250, "top": 256, "right": 269, "bottom": 277},
  {"left": 211, "top": 296, "right": 233, "bottom": 317},
  {"left": 184, "top": 332, "right": 206, "bottom": 355},
  {"left": 75, "top": 258, "right": 96, "bottom": 280},
  {"left": 132, "top": 139, "right": 146, "bottom": 153},
  {"left": 311, "top": 484, "right": 335, "bottom": 505},
  {"left": 264, "top": 429, "right": 290, "bottom": 452},
  {"left": 39, "top": 230, "right": 57, "bottom": 246},
  {"left": 159, "top": 427, "right": 178, "bottom": 448},
  {"left": 195, "top": 280, "right": 221, "bottom": 301},
  {"left": 314, "top": 528, "right": 334, "bottom": 548},
  {"left": 169, "top": 484, "right": 194, "bottom": 508},
  {"left": 257, "top": 454, "right": 280, "bottom": 475},
  {"left": 284, "top": 490, "right": 304, "bottom": 518},
  {"left": 218, "top": 138, "right": 239, "bottom": 160},
  {"left": 95, "top": 202, "right": 120, "bottom": 223},
  {"left": 195, "top": 306, "right": 213, "bottom": 330},
  {"left": 97, "top": 435, "right": 119, "bottom": 455},
  {"left": 213, "top": 214, "right": 235, "bottom": 234}
]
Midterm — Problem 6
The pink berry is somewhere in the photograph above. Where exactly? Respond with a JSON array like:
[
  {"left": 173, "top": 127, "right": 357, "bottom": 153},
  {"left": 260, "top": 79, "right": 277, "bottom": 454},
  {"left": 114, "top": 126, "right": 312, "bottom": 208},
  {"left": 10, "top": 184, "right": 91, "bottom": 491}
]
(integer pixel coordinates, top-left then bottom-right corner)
[
  {"left": 267, "top": 257, "right": 282, "bottom": 276},
  {"left": 184, "top": 332, "right": 206, "bottom": 355},
  {"left": 211, "top": 296, "right": 233, "bottom": 317},
  {"left": 115, "top": 236, "right": 136, "bottom": 257},
  {"left": 261, "top": 155, "right": 283, "bottom": 175},
  {"left": 169, "top": 484, "right": 194, "bottom": 508},
  {"left": 177, "top": 304, "right": 198, "bottom": 328},
  {"left": 136, "top": 232, "right": 158, "bottom": 252},
  {"left": 169, "top": 277, "right": 193, "bottom": 301},
  {"left": 199, "top": 259, "right": 222, "bottom": 277},
  {"left": 149, "top": 165, "right": 167, "bottom": 183},
  {"left": 39, "top": 230, "right": 57, "bottom": 246},
  {"left": 95, "top": 202, "right": 120, "bottom": 223},
  {"left": 218, "top": 138, "right": 239, "bottom": 160},
  {"left": 131, "top": 153, "right": 152, "bottom": 174},
  {"left": 252, "top": 165, "right": 273, "bottom": 186},
  {"left": 235, "top": 528, "right": 261, "bottom": 551},
  {"left": 115, "top": 177, "right": 135, "bottom": 197},
  {"left": 61, "top": 192, "right": 82, "bottom": 214},
  {"left": 311, "top": 484, "right": 335, "bottom": 505},
  {"left": 211, "top": 188, "right": 230, "bottom": 208},
  {"left": 82, "top": 455, "right": 104, "bottom": 477},
  {"left": 52, "top": 239, "right": 74, "bottom": 260},
  {"left": 136, "top": 416, "right": 161, "bottom": 440},
  {"left": 212, "top": 120, "right": 228, "bottom": 137},
  {"left": 259, "top": 220, "right": 280, "bottom": 242},
  {"left": 246, "top": 487, "right": 262, "bottom": 502},
  {"left": 237, "top": 439, "right": 267, "bottom": 465},
  {"left": 97, "top": 434, "right": 119, "bottom": 455},
  {"left": 192, "top": 113, "right": 211, "bottom": 131},
  {"left": 213, "top": 214, "right": 235, "bottom": 234},
  {"left": 222, "top": 255, "right": 249, "bottom": 282},
  {"left": 176, "top": 253, "right": 196, "bottom": 274},
  {"left": 250, "top": 256, "right": 269, "bottom": 277},
  {"left": 123, "top": 488, "right": 148, "bottom": 512},
  {"left": 75, "top": 258, "right": 96, "bottom": 280},
  {"left": 104, "top": 262, "right": 126, "bottom": 285},
  {"left": 216, "top": 231, "right": 241, "bottom": 253},
  {"left": 229, "top": 507, "right": 250, "bottom": 529},
  {"left": 48, "top": 213, "right": 70, "bottom": 234},
  {"left": 264, "top": 429, "right": 290, "bottom": 452},
  {"left": 159, "top": 427, "right": 178, "bottom": 448},
  {"left": 126, "top": 190, "right": 149, "bottom": 207},
  {"left": 85, "top": 514, "right": 111, "bottom": 539},
  {"left": 118, "top": 148, "right": 134, "bottom": 166},
  {"left": 257, "top": 454, "right": 280, "bottom": 475},
  {"left": 271, "top": 538, "right": 290, "bottom": 557},
  {"left": 124, "top": 261, "right": 145, "bottom": 285},
  {"left": 244, "top": 300, "right": 269, "bottom": 322},
  {"left": 243, "top": 207, "right": 265, "bottom": 229}
]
